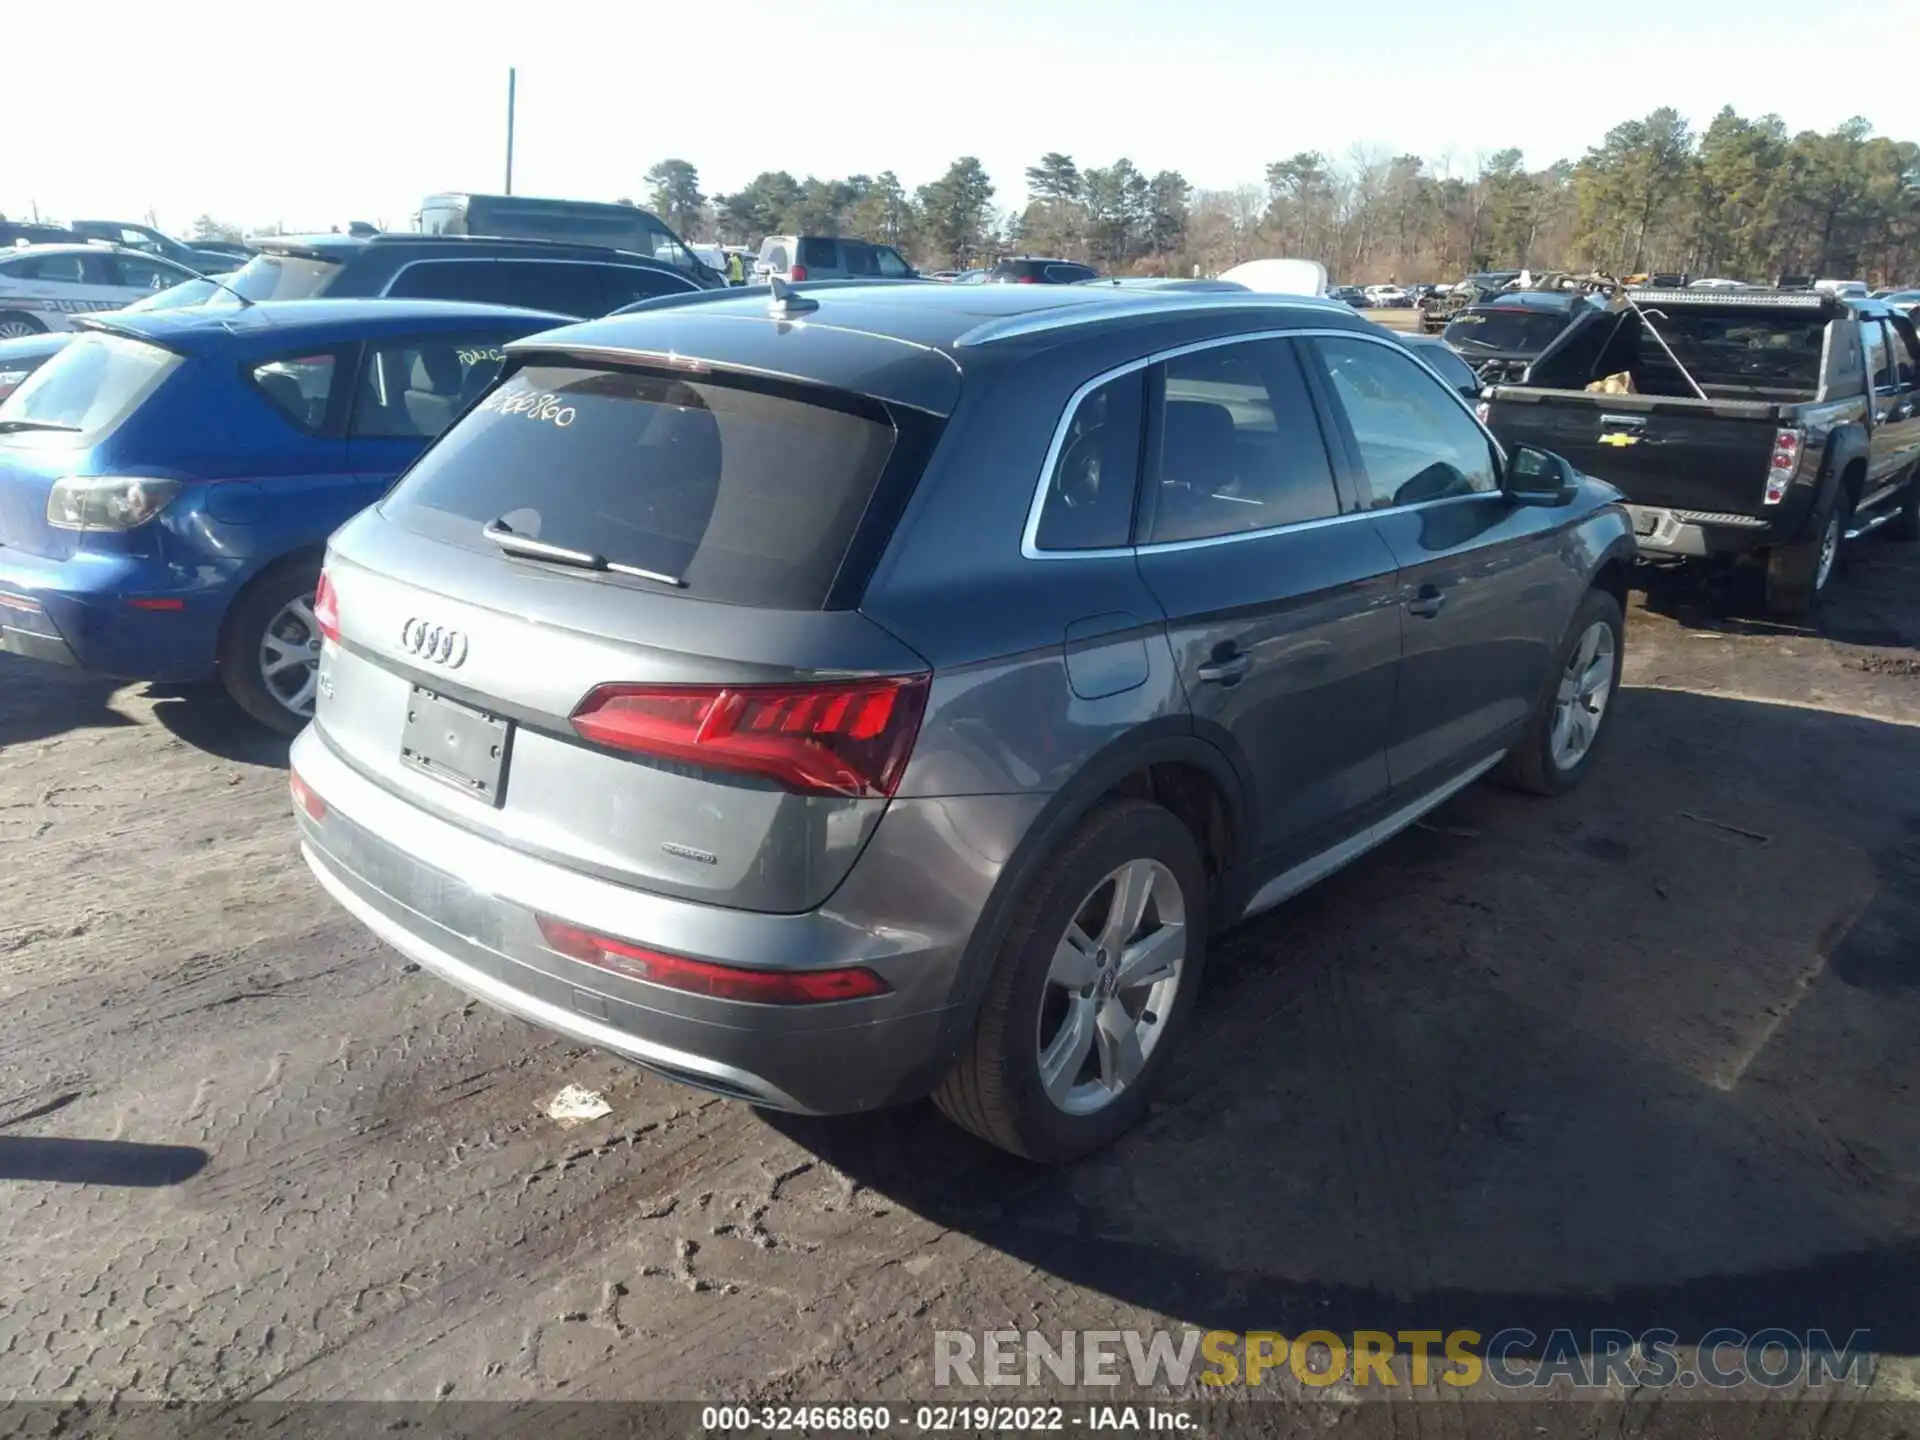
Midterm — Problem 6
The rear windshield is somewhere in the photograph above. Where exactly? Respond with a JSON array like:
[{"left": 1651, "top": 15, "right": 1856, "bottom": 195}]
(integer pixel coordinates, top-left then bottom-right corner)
[
  {"left": 0, "top": 332, "right": 180, "bottom": 447},
  {"left": 381, "top": 363, "right": 899, "bottom": 609},
  {"left": 1634, "top": 311, "right": 1830, "bottom": 393},
  {"left": 196, "top": 253, "right": 343, "bottom": 308},
  {"left": 1444, "top": 308, "right": 1570, "bottom": 354}
]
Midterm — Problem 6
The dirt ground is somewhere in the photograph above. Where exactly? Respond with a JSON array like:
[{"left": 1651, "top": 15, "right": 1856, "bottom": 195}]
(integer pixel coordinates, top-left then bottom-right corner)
[{"left": 4, "top": 537, "right": 1920, "bottom": 1415}]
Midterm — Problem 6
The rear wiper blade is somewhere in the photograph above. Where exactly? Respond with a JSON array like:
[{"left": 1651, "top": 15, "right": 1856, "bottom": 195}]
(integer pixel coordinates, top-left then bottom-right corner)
[
  {"left": 0, "top": 420, "right": 81, "bottom": 433},
  {"left": 482, "top": 518, "right": 684, "bottom": 588}
]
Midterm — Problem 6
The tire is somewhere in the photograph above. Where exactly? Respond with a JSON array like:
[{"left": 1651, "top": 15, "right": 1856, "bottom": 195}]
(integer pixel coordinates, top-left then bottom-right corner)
[
  {"left": 934, "top": 799, "right": 1208, "bottom": 1163},
  {"left": 218, "top": 561, "right": 324, "bottom": 736},
  {"left": 1887, "top": 468, "right": 1919, "bottom": 543},
  {"left": 1497, "top": 587, "right": 1625, "bottom": 797},
  {"left": 1764, "top": 494, "right": 1846, "bottom": 617},
  {"left": 0, "top": 312, "right": 48, "bottom": 340}
]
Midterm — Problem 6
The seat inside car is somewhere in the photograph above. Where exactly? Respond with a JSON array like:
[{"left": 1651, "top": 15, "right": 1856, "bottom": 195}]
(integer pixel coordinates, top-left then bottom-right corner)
[
  {"left": 1155, "top": 399, "right": 1241, "bottom": 538},
  {"left": 402, "top": 348, "right": 465, "bottom": 437}
]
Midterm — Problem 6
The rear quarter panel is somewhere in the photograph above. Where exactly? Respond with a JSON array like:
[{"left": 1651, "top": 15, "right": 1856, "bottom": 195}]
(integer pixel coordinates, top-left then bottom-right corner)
[
  {"left": 94, "top": 354, "right": 361, "bottom": 655},
  {"left": 862, "top": 354, "right": 1191, "bottom": 804}
]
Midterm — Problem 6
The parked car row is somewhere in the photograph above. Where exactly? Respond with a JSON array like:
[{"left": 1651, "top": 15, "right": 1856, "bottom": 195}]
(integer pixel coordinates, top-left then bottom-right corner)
[{"left": 3, "top": 217, "right": 250, "bottom": 274}]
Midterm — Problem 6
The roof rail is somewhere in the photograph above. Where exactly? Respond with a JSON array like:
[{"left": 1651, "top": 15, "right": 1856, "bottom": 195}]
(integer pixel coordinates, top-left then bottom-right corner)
[{"left": 952, "top": 291, "right": 1356, "bottom": 349}]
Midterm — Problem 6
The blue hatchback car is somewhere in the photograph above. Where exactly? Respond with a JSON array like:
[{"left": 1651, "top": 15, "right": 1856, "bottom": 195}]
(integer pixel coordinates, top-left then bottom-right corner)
[{"left": 0, "top": 299, "right": 569, "bottom": 731}]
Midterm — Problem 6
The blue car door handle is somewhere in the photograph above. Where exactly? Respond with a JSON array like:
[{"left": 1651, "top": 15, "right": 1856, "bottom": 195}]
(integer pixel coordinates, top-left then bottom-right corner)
[{"left": 1406, "top": 584, "right": 1448, "bottom": 618}]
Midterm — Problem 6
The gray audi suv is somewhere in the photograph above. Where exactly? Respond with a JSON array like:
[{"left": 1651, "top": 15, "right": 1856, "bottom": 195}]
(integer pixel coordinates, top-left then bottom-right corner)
[{"left": 291, "top": 281, "right": 1636, "bottom": 1161}]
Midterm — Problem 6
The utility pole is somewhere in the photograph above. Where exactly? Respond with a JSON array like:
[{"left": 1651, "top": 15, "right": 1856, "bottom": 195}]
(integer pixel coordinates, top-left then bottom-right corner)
[{"left": 504, "top": 68, "right": 517, "bottom": 196}]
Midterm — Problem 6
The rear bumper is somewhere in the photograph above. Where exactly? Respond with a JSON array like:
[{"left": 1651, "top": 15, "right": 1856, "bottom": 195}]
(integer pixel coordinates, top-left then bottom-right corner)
[
  {"left": 1625, "top": 504, "right": 1781, "bottom": 558},
  {"left": 0, "top": 545, "right": 219, "bottom": 681},
  {"left": 290, "top": 727, "right": 988, "bottom": 1115}
]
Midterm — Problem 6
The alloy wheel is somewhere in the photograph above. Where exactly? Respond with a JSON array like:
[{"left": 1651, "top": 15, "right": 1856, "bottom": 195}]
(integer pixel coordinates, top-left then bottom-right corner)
[
  {"left": 1035, "top": 858, "right": 1186, "bottom": 1116},
  {"left": 1550, "top": 619, "right": 1615, "bottom": 771},
  {"left": 259, "top": 592, "right": 322, "bottom": 719},
  {"left": 1816, "top": 508, "right": 1842, "bottom": 592}
]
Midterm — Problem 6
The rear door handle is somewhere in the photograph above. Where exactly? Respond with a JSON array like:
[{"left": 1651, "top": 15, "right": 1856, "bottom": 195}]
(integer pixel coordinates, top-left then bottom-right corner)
[
  {"left": 1195, "top": 651, "right": 1252, "bottom": 686},
  {"left": 1406, "top": 585, "right": 1448, "bottom": 619}
]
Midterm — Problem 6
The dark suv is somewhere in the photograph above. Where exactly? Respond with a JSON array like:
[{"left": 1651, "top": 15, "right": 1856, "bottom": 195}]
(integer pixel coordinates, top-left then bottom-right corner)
[
  {"left": 990, "top": 256, "right": 1100, "bottom": 285},
  {"left": 0, "top": 234, "right": 703, "bottom": 396},
  {"left": 221, "top": 233, "right": 705, "bottom": 311},
  {"left": 292, "top": 284, "right": 1635, "bottom": 1162}
]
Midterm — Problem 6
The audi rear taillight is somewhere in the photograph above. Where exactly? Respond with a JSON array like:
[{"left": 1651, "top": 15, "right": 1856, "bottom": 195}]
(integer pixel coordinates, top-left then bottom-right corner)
[
  {"left": 789, "top": 264, "right": 809, "bottom": 281},
  {"left": 570, "top": 675, "right": 929, "bottom": 799},
  {"left": 1765, "top": 427, "right": 1803, "bottom": 505},
  {"left": 536, "top": 915, "right": 890, "bottom": 1004},
  {"left": 289, "top": 768, "right": 326, "bottom": 822},
  {"left": 313, "top": 570, "right": 341, "bottom": 644}
]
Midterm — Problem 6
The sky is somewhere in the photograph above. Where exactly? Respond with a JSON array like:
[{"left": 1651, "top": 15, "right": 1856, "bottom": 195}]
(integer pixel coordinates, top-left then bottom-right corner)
[{"left": 7, "top": 0, "right": 1916, "bottom": 238}]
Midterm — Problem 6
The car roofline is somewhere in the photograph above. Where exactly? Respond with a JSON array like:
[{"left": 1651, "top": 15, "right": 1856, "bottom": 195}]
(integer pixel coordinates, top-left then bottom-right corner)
[{"left": 951, "top": 291, "right": 1361, "bottom": 348}]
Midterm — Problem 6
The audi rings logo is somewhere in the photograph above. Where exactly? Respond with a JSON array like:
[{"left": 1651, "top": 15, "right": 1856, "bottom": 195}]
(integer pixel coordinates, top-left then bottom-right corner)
[{"left": 400, "top": 618, "right": 469, "bottom": 669}]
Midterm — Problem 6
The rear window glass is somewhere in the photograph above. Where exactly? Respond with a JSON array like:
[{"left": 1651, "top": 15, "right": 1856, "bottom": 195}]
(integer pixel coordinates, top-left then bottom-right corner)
[
  {"left": 382, "top": 364, "right": 899, "bottom": 608},
  {"left": 1443, "top": 308, "right": 1570, "bottom": 355},
  {"left": 0, "top": 332, "right": 180, "bottom": 446},
  {"left": 203, "top": 253, "right": 343, "bottom": 307},
  {"left": 1637, "top": 311, "right": 1830, "bottom": 393}
]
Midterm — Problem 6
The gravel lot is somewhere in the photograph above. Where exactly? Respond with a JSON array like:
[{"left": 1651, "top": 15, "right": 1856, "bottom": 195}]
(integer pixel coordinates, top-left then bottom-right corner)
[{"left": 4, "top": 541, "right": 1920, "bottom": 1409}]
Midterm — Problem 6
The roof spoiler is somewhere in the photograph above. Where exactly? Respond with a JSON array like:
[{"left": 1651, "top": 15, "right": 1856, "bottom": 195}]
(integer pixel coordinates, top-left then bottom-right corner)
[{"left": 68, "top": 316, "right": 190, "bottom": 353}]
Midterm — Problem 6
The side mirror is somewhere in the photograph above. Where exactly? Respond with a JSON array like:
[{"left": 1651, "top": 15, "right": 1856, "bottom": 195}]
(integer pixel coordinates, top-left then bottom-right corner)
[{"left": 1505, "top": 445, "right": 1578, "bottom": 506}]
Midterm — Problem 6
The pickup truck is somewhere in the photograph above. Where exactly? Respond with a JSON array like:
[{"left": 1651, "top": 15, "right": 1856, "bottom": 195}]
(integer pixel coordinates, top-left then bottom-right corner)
[{"left": 1480, "top": 289, "right": 1920, "bottom": 614}]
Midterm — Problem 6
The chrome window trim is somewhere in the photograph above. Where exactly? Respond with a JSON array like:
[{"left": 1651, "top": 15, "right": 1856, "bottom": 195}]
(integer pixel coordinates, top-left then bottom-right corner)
[
  {"left": 380, "top": 256, "right": 701, "bottom": 297},
  {"left": 1020, "top": 325, "right": 1510, "bottom": 560}
]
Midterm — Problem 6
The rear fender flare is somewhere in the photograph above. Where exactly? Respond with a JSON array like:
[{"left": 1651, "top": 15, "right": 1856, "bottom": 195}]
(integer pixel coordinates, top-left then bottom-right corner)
[
  {"left": 1808, "top": 425, "right": 1870, "bottom": 532},
  {"left": 929, "top": 720, "right": 1251, "bottom": 1054}
]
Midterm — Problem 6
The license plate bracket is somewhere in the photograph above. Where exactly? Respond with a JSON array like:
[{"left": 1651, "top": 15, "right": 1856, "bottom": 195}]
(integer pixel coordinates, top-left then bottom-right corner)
[{"left": 400, "top": 687, "right": 510, "bottom": 805}]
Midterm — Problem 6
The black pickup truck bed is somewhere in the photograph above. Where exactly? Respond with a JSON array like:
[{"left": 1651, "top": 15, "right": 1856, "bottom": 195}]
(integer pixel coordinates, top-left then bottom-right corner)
[{"left": 1481, "top": 289, "right": 1920, "bottom": 614}]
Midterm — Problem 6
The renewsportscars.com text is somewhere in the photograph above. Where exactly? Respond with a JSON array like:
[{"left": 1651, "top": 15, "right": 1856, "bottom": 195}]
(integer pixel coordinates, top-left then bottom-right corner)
[{"left": 933, "top": 1328, "right": 1874, "bottom": 1391}]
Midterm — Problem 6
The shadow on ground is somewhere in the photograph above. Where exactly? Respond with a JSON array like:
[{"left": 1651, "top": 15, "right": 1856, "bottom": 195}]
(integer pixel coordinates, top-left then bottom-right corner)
[
  {"left": 772, "top": 686, "right": 1920, "bottom": 1357},
  {"left": 0, "top": 653, "right": 136, "bottom": 749},
  {"left": 0, "top": 1137, "right": 209, "bottom": 1186},
  {"left": 147, "top": 683, "right": 291, "bottom": 769},
  {"left": 0, "top": 655, "right": 288, "bottom": 765},
  {"left": 1638, "top": 543, "right": 1920, "bottom": 650}
]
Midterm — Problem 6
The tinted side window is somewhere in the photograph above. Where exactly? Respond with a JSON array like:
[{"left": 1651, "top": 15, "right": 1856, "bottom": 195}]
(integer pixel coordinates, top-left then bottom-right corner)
[
  {"left": 601, "top": 266, "right": 694, "bottom": 307},
  {"left": 384, "top": 260, "right": 497, "bottom": 304},
  {"left": 1146, "top": 339, "right": 1340, "bottom": 544},
  {"left": 1890, "top": 316, "right": 1920, "bottom": 388},
  {"left": 841, "top": 243, "right": 879, "bottom": 276},
  {"left": 249, "top": 353, "right": 337, "bottom": 433},
  {"left": 798, "top": 238, "right": 838, "bottom": 269},
  {"left": 875, "top": 247, "right": 912, "bottom": 278},
  {"left": 1864, "top": 319, "right": 1894, "bottom": 392},
  {"left": 1313, "top": 336, "right": 1500, "bottom": 507},
  {"left": 353, "top": 336, "right": 511, "bottom": 439},
  {"left": 1046, "top": 264, "right": 1097, "bottom": 284},
  {"left": 16, "top": 255, "right": 89, "bottom": 284},
  {"left": 109, "top": 256, "right": 185, "bottom": 291},
  {"left": 484, "top": 262, "right": 610, "bottom": 316},
  {"left": 1033, "top": 371, "right": 1145, "bottom": 551},
  {"left": 1413, "top": 343, "right": 1480, "bottom": 397}
]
